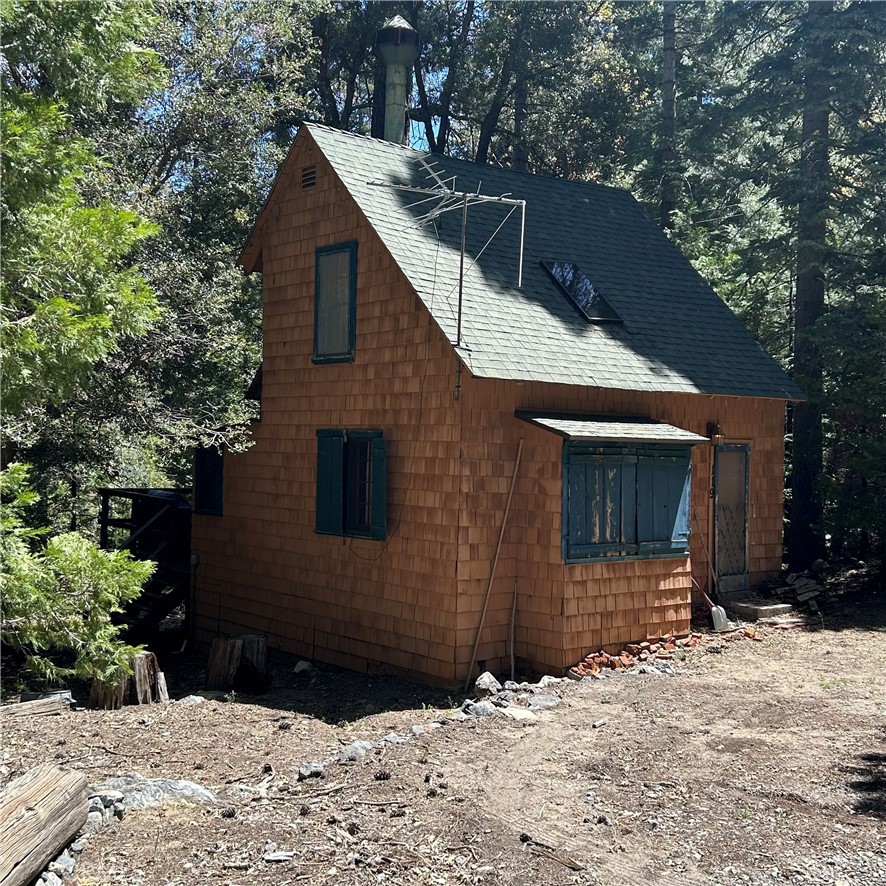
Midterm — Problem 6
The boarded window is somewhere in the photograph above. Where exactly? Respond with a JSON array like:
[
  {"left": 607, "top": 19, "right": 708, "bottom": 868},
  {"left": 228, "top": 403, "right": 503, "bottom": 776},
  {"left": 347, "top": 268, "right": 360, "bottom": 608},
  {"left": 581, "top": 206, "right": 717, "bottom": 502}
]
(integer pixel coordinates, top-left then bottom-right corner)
[
  {"left": 194, "top": 446, "right": 223, "bottom": 516},
  {"left": 316, "top": 429, "right": 386, "bottom": 540},
  {"left": 563, "top": 444, "right": 689, "bottom": 561},
  {"left": 313, "top": 242, "right": 357, "bottom": 362}
]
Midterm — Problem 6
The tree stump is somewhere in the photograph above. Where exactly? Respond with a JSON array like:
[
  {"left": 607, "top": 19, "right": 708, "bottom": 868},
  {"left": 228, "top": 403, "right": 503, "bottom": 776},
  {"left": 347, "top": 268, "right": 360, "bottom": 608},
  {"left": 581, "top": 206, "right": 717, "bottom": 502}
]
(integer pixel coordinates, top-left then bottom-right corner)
[
  {"left": 234, "top": 634, "right": 269, "bottom": 692},
  {"left": 0, "top": 763, "right": 87, "bottom": 886},
  {"left": 205, "top": 635, "right": 269, "bottom": 692},
  {"left": 88, "top": 651, "right": 168, "bottom": 709},
  {"left": 205, "top": 637, "right": 243, "bottom": 691}
]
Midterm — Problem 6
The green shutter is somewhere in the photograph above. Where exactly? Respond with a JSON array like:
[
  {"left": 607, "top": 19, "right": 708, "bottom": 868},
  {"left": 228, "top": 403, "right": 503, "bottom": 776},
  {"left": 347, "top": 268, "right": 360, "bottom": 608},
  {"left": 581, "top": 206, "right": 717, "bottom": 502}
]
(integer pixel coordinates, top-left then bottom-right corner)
[
  {"left": 370, "top": 435, "right": 387, "bottom": 540},
  {"left": 316, "top": 430, "right": 344, "bottom": 534}
]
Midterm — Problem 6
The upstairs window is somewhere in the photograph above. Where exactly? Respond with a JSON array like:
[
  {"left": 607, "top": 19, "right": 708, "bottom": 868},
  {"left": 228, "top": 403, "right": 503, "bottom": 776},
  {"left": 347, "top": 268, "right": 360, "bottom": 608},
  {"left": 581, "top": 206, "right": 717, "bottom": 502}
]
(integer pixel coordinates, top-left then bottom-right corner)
[
  {"left": 313, "top": 241, "right": 357, "bottom": 363},
  {"left": 316, "top": 429, "right": 387, "bottom": 540},
  {"left": 194, "top": 446, "right": 223, "bottom": 516},
  {"left": 563, "top": 444, "right": 690, "bottom": 561},
  {"left": 542, "top": 259, "right": 621, "bottom": 323}
]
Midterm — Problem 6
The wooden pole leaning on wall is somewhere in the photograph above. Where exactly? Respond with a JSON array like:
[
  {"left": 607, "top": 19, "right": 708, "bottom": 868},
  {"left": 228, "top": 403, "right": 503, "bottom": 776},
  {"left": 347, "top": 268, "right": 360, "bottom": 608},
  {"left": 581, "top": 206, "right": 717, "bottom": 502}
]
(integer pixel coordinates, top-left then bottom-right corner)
[{"left": 464, "top": 438, "right": 524, "bottom": 692}]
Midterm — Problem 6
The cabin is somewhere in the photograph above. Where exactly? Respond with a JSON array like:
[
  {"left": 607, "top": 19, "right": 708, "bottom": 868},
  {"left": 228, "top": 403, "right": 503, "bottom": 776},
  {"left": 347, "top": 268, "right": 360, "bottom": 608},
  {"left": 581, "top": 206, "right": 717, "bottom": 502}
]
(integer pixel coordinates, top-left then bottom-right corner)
[{"left": 191, "top": 121, "right": 802, "bottom": 686}]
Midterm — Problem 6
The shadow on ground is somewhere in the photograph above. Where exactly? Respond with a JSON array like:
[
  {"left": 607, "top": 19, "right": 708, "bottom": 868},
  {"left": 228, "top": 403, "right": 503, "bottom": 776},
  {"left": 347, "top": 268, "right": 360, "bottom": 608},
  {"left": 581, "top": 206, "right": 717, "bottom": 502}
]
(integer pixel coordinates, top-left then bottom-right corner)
[
  {"left": 843, "top": 725, "right": 886, "bottom": 819},
  {"left": 151, "top": 640, "right": 457, "bottom": 726}
]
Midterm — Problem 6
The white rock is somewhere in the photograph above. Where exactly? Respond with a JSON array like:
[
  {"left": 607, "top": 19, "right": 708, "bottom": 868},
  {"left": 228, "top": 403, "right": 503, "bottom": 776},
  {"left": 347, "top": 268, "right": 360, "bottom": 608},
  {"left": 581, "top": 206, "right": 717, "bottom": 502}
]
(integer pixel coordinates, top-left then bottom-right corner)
[{"left": 474, "top": 671, "right": 502, "bottom": 697}]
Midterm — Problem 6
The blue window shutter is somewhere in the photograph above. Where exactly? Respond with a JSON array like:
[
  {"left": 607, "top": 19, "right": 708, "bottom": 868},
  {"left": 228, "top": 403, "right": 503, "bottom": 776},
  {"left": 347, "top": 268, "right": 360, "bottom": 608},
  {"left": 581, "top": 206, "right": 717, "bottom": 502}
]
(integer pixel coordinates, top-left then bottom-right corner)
[
  {"left": 369, "top": 435, "right": 387, "bottom": 540},
  {"left": 316, "top": 431, "right": 344, "bottom": 534},
  {"left": 638, "top": 454, "right": 691, "bottom": 553}
]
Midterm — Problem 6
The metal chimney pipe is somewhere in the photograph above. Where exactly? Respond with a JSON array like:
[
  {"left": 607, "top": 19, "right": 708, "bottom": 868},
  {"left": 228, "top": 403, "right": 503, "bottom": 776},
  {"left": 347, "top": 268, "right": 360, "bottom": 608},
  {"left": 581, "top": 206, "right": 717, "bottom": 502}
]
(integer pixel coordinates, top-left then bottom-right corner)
[{"left": 375, "top": 15, "right": 420, "bottom": 144}]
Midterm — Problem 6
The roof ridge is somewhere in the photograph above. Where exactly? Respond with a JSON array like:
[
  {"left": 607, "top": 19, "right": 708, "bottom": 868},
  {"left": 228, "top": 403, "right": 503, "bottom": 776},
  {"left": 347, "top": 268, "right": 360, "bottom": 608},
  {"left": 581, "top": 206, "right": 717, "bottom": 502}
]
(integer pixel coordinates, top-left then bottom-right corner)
[{"left": 303, "top": 121, "right": 630, "bottom": 198}]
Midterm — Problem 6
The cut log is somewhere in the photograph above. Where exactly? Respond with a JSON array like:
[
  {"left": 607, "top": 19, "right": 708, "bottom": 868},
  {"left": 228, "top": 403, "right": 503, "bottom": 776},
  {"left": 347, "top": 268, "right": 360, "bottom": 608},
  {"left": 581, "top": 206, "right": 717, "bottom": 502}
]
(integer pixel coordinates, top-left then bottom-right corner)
[
  {"left": 88, "top": 651, "right": 169, "bottom": 709},
  {"left": 0, "top": 694, "right": 70, "bottom": 721},
  {"left": 205, "top": 637, "right": 243, "bottom": 691},
  {"left": 233, "top": 634, "right": 269, "bottom": 692},
  {"left": 0, "top": 763, "right": 87, "bottom": 886}
]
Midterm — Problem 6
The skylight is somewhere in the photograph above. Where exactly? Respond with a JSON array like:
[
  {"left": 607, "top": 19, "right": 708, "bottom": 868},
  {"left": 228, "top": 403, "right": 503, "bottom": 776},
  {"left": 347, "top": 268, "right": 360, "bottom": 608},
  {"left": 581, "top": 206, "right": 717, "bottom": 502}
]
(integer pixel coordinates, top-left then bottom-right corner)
[{"left": 541, "top": 260, "right": 621, "bottom": 323}]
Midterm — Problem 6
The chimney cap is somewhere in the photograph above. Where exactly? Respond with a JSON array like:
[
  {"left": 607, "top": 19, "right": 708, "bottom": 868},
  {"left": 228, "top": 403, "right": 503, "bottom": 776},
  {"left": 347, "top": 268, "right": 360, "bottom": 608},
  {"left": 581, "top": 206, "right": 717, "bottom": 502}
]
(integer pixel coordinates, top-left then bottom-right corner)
[{"left": 376, "top": 15, "right": 420, "bottom": 66}]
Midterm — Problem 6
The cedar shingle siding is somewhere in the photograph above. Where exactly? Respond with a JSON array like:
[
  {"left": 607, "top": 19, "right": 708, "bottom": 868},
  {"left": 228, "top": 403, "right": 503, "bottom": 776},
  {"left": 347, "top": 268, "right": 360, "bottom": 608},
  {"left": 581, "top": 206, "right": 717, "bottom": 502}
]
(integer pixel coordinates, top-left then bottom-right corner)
[{"left": 193, "top": 126, "right": 794, "bottom": 685}]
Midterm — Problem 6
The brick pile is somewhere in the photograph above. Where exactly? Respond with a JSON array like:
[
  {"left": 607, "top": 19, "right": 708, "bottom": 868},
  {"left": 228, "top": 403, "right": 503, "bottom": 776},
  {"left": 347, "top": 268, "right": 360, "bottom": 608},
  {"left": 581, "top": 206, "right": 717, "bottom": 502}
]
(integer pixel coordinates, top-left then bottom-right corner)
[{"left": 569, "top": 633, "right": 702, "bottom": 678}]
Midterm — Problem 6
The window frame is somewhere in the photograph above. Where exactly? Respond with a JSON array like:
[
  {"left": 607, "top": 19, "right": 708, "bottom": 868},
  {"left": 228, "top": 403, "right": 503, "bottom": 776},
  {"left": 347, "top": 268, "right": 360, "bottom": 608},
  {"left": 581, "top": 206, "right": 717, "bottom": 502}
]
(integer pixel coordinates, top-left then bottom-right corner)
[
  {"left": 312, "top": 241, "right": 358, "bottom": 364},
  {"left": 561, "top": 442, "right": 691, "bottom": 563},
  {"left": 315, "top": 429, "right": 387, "bottom": 540},
  {"left": 193, "top": 446, "right": 224, "bottom": 516}
]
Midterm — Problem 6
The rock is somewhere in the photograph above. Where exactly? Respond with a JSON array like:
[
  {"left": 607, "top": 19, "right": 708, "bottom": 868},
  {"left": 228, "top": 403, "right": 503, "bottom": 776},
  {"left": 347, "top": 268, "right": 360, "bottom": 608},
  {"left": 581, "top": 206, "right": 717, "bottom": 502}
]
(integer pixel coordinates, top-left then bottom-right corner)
[
  {"left": 49, "top": 852, "right": 76, "bottom": 875},
  {"left": 87, "top": 796, "right": 104, "bottom": 814},
  {"left": 474, "top": 671, "right": 502, "bottom": 697},
  {"left": 410, "top": 724, "right": 425, "bottom": 735},
  {"left": 81, "top": 811, "right": 104, "bottom": 835},
  {"left": 176, "top": 695, "right": 206, "bottom": 706},
  {"left": 293, "top": 660, "right": 313, "bottom": 674},
  {"left": 40, "top": 873, "right": 63, "bottom": 886},
  {"left": 592, "top": 718, "right": 607, "bottom": 729},
  {"left": 382, "top": 732, "right": 407, "bottom": 744},
  {"left": 427, "top": 722, "right": 443, "bottom": 730},
  {"left": 70, "top": 843, "right": 84, "bottom": 855},
  {"left": 535, "top": 675, "right": 563, "bottom": 689},
  {"left": 810, "top": 559, "right": 827, "bottom": 575},
  {"left": 112, "top": 802, "right": 125, "bottom": 820},
  {"left": 338, "top": 740, "right": 376, "bottom": 762},
  {"left": 196, "top": 690, "right": 227, "bottom": 700},
  {"left": 465, "top": 700, "right": 497, "bottom": 717},
  {"left": 99, "top": 790, "right": 125, "bottom": 806},
  {"left": 527, "top": 694, "right": 561, "bottom": 711},
  {"left": 503, "top": 681, "right": 520, "bottom": 691},
  {"left": 90, "top": 772, "right": 216, "bottom": 808},
  {"left": 501, "top": 707, "right": 538, "bottom": 722},
  {"left": 297, "top": 761, "right": 325, "bottom": 781}
]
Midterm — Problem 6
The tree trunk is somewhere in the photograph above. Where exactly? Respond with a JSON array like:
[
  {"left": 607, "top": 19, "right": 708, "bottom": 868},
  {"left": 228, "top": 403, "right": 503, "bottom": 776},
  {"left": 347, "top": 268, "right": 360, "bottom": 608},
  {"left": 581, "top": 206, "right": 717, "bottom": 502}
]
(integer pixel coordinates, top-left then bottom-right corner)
[
  {"left": 512, "top": 71, "right": 528, "bottom": 172},
  {"left": 436, "top": 0, "right": 475, "bottom": 153},
  {"left": 660, "top": 0, "right": 678, "bottom": 231},
  {"left": 0, "top": 764, "right": 87, "bottom": 886},
  {"left": 475, "top": 11, "right": 526, "bottom": 166},
  {"left": 789, "top": 1, "right": 833, "bottom": 571}
]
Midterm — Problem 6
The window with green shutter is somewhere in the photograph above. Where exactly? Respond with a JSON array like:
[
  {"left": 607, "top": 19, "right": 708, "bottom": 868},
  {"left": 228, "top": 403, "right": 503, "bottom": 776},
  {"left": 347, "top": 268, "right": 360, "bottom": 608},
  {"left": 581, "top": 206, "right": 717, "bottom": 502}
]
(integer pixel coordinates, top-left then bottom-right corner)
[
  {"left": 316, "top": 429, "right": 386, "bottom": 540},
  {"left": 563, "top": 443, "right": 690, "bottom": 562},
  {"left": 313, "top": 242, "right": 357, "bottom": 363}
]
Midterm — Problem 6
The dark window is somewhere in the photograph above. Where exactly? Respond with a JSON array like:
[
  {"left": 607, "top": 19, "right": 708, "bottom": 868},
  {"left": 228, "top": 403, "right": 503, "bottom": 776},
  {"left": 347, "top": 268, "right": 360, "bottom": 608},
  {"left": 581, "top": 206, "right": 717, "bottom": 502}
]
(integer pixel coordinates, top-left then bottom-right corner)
[
  {"left": 313, "top": 242, "right": 357, "bottom": 363},
  {"left": 563, "top": 444, "right": 689, "bottom": 561},
  {"left": 541, "top": 259, "right": 621, "bottom": 323},
  {"left": 316, "top": 430, "right": 386, "bottom": 540},
  {"left": 194, "top": 446, "right": 223, "bottom": 516}
]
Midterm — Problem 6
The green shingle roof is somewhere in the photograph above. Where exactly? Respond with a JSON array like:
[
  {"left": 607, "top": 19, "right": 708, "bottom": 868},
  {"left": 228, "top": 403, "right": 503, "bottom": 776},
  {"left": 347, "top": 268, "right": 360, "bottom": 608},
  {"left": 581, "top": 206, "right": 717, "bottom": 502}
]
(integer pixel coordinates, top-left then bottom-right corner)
[{"left": 304, "top": 124, "right": 803, "bottom": 400}]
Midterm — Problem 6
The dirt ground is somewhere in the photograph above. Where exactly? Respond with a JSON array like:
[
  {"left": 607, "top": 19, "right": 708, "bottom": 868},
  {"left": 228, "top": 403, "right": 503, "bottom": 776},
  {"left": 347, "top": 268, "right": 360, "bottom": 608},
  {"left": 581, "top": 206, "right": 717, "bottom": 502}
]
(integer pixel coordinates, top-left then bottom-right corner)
[{"left": 3, "top": 593, "right": 885, "bottom": 886}]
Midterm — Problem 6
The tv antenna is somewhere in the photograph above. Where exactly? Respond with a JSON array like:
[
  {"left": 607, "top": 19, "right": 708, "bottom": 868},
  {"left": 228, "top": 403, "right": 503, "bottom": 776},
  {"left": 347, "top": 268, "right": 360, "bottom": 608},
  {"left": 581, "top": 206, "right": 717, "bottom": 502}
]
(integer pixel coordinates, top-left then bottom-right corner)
[{"left": 368, "top": 154, "right": 526, "bottom": 348}]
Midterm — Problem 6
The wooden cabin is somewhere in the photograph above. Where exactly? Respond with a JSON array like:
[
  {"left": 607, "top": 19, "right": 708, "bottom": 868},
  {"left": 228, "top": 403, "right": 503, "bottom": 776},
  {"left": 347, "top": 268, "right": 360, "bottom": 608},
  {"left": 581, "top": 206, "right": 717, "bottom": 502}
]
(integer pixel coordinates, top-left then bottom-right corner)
[{"left": 191, "top": 124, "right": 802, "bottom": 686}]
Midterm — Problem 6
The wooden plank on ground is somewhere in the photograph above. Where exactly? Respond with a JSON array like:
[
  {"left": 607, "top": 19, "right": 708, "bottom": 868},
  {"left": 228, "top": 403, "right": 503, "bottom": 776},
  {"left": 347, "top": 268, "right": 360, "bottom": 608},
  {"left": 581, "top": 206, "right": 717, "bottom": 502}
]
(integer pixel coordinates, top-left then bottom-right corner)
[
  {"left": 0, "top": 763, "right": 87, "bottom": 886},
  {"left": 0, "top": 695, "right": 69, "bottom": 721}
]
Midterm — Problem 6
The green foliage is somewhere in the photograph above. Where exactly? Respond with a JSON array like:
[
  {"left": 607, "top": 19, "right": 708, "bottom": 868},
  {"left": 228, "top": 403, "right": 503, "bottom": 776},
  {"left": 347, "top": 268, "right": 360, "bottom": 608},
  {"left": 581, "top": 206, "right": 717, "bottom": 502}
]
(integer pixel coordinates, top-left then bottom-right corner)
[{"left": 0, "top": 464, "right": 153, "bottom": 682}]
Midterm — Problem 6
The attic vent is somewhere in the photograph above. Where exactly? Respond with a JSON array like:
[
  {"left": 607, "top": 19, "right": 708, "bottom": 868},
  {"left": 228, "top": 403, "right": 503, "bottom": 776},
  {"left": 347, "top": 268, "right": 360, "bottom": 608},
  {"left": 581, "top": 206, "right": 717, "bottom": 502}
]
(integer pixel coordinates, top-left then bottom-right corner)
[
  {"left": 541, "top": 260, "right": 622, "bottom": 323},
  {"left": 301, "top": 165, "right": 317, "bottom": 189}
]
